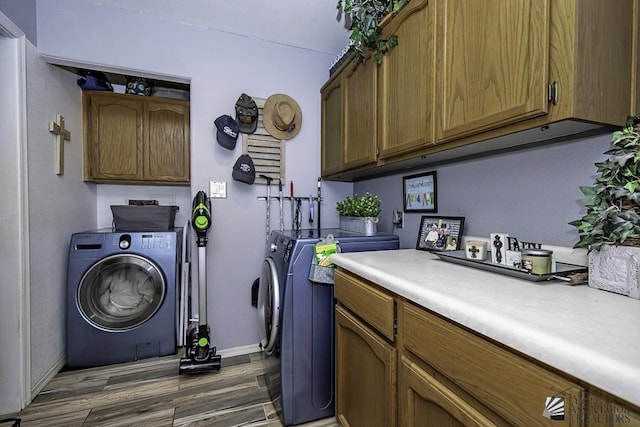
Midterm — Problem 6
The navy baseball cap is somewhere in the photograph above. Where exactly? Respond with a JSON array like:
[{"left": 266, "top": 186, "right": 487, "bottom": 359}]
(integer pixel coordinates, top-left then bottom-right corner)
[
  {"left": 232, "top": 154, "right": 256, "bottom": 184},
  {"left": 214, "top": 115, "right": 239, "bottom": 150}
]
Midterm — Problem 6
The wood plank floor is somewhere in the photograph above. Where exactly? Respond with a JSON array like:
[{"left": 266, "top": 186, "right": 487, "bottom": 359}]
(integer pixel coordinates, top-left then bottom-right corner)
[{"left": 5, "top": 352, "right": 339, "bottom": 427}]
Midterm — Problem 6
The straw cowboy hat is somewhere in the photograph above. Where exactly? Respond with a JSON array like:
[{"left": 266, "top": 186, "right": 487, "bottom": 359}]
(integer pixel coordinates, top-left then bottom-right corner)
[{"left": 263, "top": 94, "right": 302, "bottom": 140}]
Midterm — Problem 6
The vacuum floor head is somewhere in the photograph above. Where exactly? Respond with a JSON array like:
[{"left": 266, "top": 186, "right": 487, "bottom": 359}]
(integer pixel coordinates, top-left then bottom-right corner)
[{"left": 179, "top": 353, "right": 222, "bottom": 374}]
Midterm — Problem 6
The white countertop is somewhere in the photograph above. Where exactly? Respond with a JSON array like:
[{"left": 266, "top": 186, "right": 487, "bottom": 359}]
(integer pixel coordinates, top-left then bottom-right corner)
[{"left": 331, "top": 249, "right": 640, "bottom": 407}]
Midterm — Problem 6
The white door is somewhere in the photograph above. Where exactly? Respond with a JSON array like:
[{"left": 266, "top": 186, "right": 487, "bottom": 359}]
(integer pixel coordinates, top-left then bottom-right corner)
[{"left": 0, "top": 12, "right": 30, "bottom": 413}]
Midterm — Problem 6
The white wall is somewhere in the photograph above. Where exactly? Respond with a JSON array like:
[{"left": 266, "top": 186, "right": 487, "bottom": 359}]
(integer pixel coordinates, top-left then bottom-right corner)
[
  {"left": 25, "top": 43, "right": 97, "bottom": 393},
  {"left": 36, "top": 0, "right": 353, "bottom": 351}
]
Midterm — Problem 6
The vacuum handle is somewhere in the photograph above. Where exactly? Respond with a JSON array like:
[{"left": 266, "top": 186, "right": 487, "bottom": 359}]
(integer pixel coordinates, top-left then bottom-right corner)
[{"left": 197, "top": 246, "right": 208, "bottom": 326}]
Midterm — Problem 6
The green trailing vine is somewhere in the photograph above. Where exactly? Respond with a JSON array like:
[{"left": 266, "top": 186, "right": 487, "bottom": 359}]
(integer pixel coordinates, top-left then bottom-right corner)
[{"left": 337, "top": 0, "right": 410, "bottom": 63}]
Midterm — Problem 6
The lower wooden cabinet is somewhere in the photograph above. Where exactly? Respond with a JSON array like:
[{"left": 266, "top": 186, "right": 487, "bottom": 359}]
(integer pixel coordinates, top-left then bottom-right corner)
[
  {"left": 335, "top": 305, "right": 396, "bottom": 427},
  {"left": 399, "top": 356, "right": 500, "bottom": 427},
  {"left": 334, "top": 268, "right": 640, "bottom": 427},
  {"left": 399, "top": 300, "right": 582, "bottom": 427}
]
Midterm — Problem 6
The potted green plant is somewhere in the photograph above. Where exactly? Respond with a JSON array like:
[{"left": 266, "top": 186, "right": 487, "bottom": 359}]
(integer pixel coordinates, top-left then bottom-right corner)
[
  {"left": 569, "top": 115, "right": 640, "bottom": 299},
  {"left": 336, "top": 192, "right": 381, "bottom": 235},
  {"left": 336, "top": 0, "right": 410, "bottom": 63}
]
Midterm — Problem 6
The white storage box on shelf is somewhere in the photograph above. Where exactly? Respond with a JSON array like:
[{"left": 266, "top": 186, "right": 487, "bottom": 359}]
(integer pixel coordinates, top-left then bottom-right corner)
[{"left": 151, "top": 87, "right": 189, "bottom": 101}]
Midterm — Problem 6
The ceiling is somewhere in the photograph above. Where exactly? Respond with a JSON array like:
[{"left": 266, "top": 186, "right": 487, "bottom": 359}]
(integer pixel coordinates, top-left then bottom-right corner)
[{"left": 88, "top": 0, "right": 352, "bottom": 56}]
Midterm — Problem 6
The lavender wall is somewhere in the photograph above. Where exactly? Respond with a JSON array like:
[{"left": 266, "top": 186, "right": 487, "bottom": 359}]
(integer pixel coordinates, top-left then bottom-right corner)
[
  {"left": 0, "top": 0, "right": 35, "bottom": 43},
  {"left": 355, "top": 133, "right": 611, "bottom": 249},
  {"left": 25, "top": 43, "right": 97, "bottom": 391},
  {"left": 35, "top": 0, "right": 355, "bottom": 353}
]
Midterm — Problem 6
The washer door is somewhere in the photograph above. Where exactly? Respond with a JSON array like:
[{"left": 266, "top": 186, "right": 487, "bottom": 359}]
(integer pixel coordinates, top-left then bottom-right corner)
[
  {"left": 257, "top": 257, "right": 280, "bottom": 355},
  {"left": 77, "top": 254, "right": 166, "bottom": 331}
]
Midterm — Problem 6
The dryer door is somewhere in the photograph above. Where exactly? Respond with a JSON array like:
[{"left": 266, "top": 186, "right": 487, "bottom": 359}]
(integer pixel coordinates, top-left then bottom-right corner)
[
  {"left": 77, "top": 254, "right": 166, "bottom": 331},
  {"left": 257, "top": 257, "right": 280, "bottom": 355}
]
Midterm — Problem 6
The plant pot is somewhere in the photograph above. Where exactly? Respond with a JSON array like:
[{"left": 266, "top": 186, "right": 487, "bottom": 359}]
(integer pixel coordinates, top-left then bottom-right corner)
[
  {"left": 588, "top": 245, "right": 640, "bottom": 299},
  {"left": 339, "top": 216, "right": 378, "bottom": 235}
]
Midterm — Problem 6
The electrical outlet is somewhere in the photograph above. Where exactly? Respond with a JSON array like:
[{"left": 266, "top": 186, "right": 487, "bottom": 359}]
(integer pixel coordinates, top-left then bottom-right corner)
[{"left": 393, "top": 209, "right": 404, "bottom": 229}]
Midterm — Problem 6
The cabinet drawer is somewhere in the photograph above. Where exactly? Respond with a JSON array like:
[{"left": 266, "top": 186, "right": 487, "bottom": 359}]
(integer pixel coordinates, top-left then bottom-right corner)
[
  {"left": 334, "top": 269, "right": 395, "bottom": 341},
  {"left": 400, "top": 301, "right": 583, "bottom": 427}
]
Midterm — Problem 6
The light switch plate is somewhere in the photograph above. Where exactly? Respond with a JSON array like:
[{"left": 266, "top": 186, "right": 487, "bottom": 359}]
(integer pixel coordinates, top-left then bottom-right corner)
[{"left": 210, "top": 181, "right": 227, "bottom": 198}]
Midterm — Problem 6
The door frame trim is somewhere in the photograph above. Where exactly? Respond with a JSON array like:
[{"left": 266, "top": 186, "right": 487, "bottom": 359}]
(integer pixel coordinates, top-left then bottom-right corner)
[{"left": 0, "top": 10, "right": 31, "bottom": 413}]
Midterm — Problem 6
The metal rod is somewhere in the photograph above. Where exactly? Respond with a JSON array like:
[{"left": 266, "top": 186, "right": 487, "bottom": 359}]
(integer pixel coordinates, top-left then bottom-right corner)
[
  {"left": 290, "top": 180, "right": 295, "bottom": 231},
  {"left": 260, "top": 175, "right": 273, "bottom": 241},
  {"left": 317, "top": 177, "right": 322, "bottom": 233},
  {"left": 198, "top": 246, "right": 207, "bottom": 325},
  {"left": 279, "top": 180, "right": 284, "bottom": 232}
]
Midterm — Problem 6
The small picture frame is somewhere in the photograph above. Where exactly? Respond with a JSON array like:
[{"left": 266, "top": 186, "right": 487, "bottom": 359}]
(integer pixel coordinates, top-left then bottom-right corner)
[
  {"left": 403, "top": 171, "right": 437, "bottom": 213},
  {"left": 416, "top": 215, "right": 465, "bottom": 251}
]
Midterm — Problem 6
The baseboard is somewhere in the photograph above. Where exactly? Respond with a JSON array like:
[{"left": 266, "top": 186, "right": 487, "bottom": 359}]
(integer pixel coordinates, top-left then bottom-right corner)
[
  {"left": 31, "top": 353, "right": 65, "bottom": 399},
  {"left": 216, "top": 343, "right": 261, "bottom": 358}
]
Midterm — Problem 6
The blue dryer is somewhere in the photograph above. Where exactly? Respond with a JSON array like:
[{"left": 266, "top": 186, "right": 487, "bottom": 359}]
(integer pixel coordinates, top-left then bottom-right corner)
[
  {"left": 257, "top": 229, "right": 399, "bottom": 425},
  {"left": 66, "top": 229, "right": 182, "bottom": 368}
]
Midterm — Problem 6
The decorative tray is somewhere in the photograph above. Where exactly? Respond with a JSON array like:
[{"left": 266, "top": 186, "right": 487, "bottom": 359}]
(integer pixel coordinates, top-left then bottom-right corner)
[{"left": 434, "top": 250, "right": 587, "bottom": 282}]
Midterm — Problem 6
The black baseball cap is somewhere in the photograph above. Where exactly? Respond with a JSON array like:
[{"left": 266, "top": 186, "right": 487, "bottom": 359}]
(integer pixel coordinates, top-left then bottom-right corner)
[
  {"left": 214, "top": 115, "right": 239, "bottom": 150},
  {"left": 232, "top": 154, "right": 256, "bottom": 184},
  {"left": 235, "top": 93, "right": 258, "bottom": 134}
]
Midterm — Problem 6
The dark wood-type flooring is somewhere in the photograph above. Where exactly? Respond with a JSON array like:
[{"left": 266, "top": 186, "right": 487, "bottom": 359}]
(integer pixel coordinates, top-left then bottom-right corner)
[{"left": 4, "top": 352, "right": 339, "bottom": 427}]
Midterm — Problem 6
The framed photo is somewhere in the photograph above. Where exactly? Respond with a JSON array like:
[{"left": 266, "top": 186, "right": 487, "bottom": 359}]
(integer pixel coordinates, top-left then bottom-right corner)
[
  {"left": 403, "top": 171, "right": 437, "bottom": 213},
  {"left": 416, "top": 215, "right": 465, "bottom": 252}
]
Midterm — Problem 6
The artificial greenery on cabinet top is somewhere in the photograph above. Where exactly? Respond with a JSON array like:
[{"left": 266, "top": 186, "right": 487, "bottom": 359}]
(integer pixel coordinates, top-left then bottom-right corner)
[
  {"left": 336, "top": 192, "right": 382, "bottom": 218},
  {"left": 569, "top": 115, "right": 640, "bottom": 250},
  {"left": 336, "top": 0, "right": 410, "bottom": 63}
]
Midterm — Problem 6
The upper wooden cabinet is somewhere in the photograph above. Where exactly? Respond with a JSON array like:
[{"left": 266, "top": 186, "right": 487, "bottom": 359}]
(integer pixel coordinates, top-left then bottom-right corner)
[
  {"left": 342, "top": 57, "right": 379, "bottom": 170},
  {"left": 321, "top": 0, "right": 639, "bottom": 181},
  {"left": 436, "top": 0, "right": 550, "bottom": 143},
  {"left": 321, "top": 73, "right": 343, "bottom": 176},
  {"left": 83, "top": 92, "right": 190, "bottom": 184},
  {"left": 321, "top": 52, "right": 379, "bottom": 176},
  {"left": 378, "top": 0, "right": 436, "bottom": 160}
]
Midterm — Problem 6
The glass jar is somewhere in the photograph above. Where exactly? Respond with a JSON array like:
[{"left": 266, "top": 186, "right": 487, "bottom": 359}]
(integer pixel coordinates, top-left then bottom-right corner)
[{"left": 521, "top": 249, "right": 553, "bottom": 274}]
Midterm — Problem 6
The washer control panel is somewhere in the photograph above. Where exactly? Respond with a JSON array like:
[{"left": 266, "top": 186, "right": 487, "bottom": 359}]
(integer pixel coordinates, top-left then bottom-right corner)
[{"left": 104, "top": 231, "right": 177, "bottom": 253}]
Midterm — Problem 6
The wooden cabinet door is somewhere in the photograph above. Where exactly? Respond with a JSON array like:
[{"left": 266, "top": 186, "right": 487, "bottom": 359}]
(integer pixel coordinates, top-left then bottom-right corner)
[
  {"left": 336, "top": 305, "right": 396, "bottom": 427},
  {"left": 84, "top": 92, "right": 190, "bottom": 184},
  {"left": 436, "top": 0, "right": 550, "bottom": 143},
  {"left": 399, "top": 356, "right": 499, "bottom": 427},
  {"left": 321, "top": 74, "right": 343, "bottom": 176},
  {"left": 343, "top": 59, "right": 378, "bottom": 170},
  {"left": 401, "top": 301, "right": 583, "bottom": 427},
  {"left": 144, "top": 100, "right": 190, "bottom": 183},
  {"left": 85, "top": 93, "right": 143, "bottom": 181},
  {"left": 378, "top": 0, "right": 435, "bottom": 160}
]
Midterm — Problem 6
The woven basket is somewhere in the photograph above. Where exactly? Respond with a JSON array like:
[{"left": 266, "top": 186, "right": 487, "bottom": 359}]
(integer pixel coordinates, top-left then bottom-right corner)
[{"left": 618, "top": 197, "right": 640, "bottom": 247}]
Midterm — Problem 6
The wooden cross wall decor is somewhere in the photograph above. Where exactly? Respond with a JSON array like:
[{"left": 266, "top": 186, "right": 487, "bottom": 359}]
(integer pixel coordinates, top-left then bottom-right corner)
[{"left": 49, "top": 114, "right": 71, "bottom": 175}]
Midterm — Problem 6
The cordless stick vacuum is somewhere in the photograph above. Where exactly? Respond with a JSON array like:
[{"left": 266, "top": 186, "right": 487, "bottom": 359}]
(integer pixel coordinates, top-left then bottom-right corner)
[{"left": 179, "top": 191, "right": 222, "bottom": 374}]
